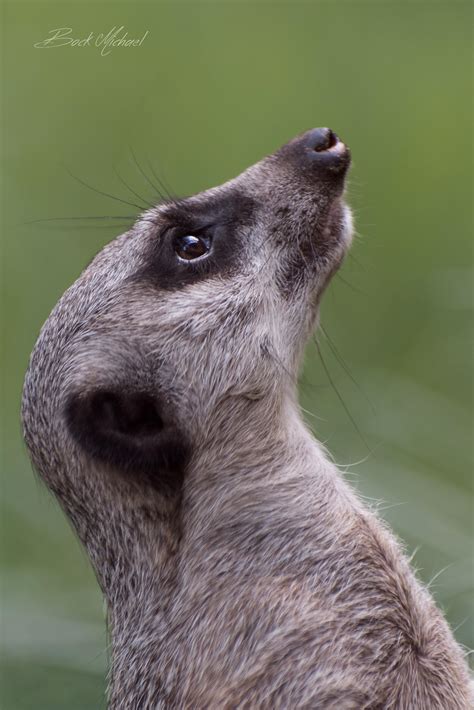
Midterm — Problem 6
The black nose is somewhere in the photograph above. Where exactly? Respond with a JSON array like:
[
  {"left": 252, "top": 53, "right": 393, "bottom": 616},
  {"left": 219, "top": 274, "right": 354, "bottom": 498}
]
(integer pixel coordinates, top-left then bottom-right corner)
[
  {"left": 310, "top": 128, "right": 340, "bottom": 152},
  {"left": 279, "top": 127, "right": 351, "bottom": 182},
  {"left": 302, "top": 127, "right": 350, "bottom": 175}
]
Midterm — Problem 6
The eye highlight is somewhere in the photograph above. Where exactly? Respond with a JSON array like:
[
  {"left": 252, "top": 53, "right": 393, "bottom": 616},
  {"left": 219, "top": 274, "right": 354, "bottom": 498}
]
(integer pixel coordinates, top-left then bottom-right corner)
[{"left": 174, "top": 234, "right": 212, "bottom": 261}]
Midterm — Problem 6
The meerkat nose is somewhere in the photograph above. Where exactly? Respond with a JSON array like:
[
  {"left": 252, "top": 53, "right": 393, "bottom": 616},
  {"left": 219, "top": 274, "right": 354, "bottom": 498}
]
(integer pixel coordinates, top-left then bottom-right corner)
[
  {"left": 311, "top": 128, "right": 339, "bottom": 152},
  {"left": 289, "top": 127, "right": 351, "bottom": 179}
]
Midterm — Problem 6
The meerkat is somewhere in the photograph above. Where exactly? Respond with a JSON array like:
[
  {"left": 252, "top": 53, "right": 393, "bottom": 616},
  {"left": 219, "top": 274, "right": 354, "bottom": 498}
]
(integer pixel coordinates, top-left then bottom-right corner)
[{"left": 22, "top": 129, "right": 472, "bottom": 708}]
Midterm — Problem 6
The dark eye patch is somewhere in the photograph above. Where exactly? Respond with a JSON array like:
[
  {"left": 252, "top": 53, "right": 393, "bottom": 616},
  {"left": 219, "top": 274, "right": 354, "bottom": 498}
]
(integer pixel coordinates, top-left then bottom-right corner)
[{"left": 136, "top": 190, "right": 257, "bottom": 291}]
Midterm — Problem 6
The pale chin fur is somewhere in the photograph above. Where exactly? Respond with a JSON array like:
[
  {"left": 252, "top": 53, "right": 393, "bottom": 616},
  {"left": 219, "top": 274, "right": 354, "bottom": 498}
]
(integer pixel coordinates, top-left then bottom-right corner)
[{"left": 341, "top": 202, "right": 354, "bottom": 250}]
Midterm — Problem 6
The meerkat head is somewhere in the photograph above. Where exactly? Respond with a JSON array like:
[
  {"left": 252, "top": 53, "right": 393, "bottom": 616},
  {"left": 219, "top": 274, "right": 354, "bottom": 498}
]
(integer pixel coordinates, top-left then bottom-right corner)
[{"left": 27, "top": 128, "right": 352, "bottom": 497}]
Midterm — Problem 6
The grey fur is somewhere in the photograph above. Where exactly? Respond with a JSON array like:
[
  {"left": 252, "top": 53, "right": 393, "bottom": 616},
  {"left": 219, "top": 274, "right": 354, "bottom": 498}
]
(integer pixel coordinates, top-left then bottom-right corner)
[{"left": 22, "top": 130, "right": 472, "bottom": 708}]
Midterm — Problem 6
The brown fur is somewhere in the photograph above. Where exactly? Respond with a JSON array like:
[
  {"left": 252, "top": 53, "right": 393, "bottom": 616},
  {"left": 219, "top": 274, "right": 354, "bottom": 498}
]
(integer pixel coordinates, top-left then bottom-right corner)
[{"left": 22, "top": 129, "right": 472, "bottom": 708}]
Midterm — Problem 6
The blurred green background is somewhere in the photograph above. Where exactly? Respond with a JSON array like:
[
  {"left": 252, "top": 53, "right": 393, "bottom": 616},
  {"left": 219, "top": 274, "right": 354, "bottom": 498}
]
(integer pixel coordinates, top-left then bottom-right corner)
[{"left": 1, "top": 1, "right": 472, "bottom": 708}]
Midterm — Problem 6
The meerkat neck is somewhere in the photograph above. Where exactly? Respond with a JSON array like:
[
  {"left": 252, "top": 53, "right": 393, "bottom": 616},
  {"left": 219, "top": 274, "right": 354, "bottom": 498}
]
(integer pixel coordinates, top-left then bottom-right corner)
[{"left": 181, "top": 396, "right": 346, "bottom": 555}]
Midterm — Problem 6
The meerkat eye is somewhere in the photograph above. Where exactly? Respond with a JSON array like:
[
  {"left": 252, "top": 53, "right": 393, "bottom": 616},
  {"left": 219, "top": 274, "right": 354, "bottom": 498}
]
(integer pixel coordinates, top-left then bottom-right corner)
[{"left": 174, "top": 234, "right": 212, "bottom": 261}]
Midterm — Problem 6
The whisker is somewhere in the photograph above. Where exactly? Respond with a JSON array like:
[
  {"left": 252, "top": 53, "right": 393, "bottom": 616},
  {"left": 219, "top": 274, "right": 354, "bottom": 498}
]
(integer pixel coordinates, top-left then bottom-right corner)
[
  {"left": 35, "top": 223, "right": 132, "bottom": 232},
  {"left": 335, "top": 272, "right": 366, "bottom": 295},
  {"left": 63, "top": 166, "right": 147, "bottom": 211},
  {"left": 346, "top": 251, "right": 366, "bottom": 270},
  {"left": 314, "top": 336, "right": 372, "bottom": 451},
  {"left": 146, "top": 158, "right": 178, "bottom": 203},
  {"left": 128, "top": 146, "right": 166, "bottom": 202},
  {"left": 24, "top": 215, "right": 136, "bottom": 225},
  {"left": 112, "top": 167, "right": 155, "bottom": 209},
  {"left": 319, "top": 324, "right": 375, "bottom": 414}
]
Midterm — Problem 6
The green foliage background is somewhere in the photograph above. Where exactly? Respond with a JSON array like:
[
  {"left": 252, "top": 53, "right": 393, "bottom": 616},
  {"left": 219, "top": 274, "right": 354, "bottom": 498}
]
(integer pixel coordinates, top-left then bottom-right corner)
[{"left": 2, "top": 2, "right": 472, "bottom": 707}]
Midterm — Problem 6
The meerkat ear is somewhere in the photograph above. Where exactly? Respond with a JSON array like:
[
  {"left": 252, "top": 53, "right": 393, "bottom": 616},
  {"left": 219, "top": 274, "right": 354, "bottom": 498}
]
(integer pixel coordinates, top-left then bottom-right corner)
[{"left": 64, "top": 389, "right": 188, "bottom": 489}]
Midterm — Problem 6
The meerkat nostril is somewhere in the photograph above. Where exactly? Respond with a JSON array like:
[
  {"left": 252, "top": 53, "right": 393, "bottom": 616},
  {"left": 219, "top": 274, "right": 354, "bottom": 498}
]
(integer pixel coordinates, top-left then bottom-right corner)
[
  {"left": 326, "top": 130, "right": 338, "bottom": 149},
  {"left": 313, "top": 128, "right": 339, "bottom": 152}
]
